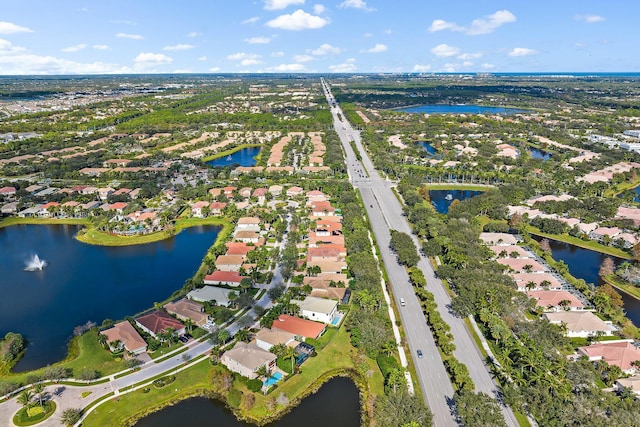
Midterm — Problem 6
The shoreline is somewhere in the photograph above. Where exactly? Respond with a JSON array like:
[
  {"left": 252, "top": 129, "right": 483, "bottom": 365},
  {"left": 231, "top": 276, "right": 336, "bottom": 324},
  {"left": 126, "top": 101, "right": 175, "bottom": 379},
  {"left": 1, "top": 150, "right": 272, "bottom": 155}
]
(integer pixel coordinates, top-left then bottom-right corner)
[
  {"left": 421, "top": 183, "right": 497, "bottom": 191},
  {"left": 200, "top": 143, "right": 262, "bottom": 163},
  {"left": 527, "top": 227, "right": 631, "bottom": 260},
  {"left": 0, "top": 216, "right": 231, "bottom": 247}
]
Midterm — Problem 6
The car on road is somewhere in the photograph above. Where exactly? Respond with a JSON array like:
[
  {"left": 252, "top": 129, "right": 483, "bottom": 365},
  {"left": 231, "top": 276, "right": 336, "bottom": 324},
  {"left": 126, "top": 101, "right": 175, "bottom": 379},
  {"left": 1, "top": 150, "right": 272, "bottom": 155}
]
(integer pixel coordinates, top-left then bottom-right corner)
[
  {"left": 400, "top": 297, "right": 406, "bottom": 306},
  {"left": 417, "top": 349, "right": 423, "bottom": 358}
]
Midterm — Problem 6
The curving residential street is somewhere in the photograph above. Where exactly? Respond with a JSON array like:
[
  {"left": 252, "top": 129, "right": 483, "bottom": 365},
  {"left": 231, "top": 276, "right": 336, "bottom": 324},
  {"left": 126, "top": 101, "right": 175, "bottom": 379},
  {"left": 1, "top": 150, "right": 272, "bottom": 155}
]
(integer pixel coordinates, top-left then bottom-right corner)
[{"left": 321, "top": 78, "right": 518, "bottom": 427}]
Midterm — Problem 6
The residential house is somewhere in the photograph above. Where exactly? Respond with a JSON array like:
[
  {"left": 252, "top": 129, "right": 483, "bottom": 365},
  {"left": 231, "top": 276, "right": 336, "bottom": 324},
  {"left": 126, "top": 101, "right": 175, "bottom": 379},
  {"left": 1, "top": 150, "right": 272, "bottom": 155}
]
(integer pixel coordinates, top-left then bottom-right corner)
[
  {"left": 578, "top": 340, "right": 640, "bottom": 374},
  {"left": 220, "top": 342, "right": 277, "bottom": 379},
  {"left": 307, "top": 245, "right": 346, "bottom": 263},
  {"left": 510, "top": 272, "right": 563, "bottom": 291},
  {"left": 479, "top": 232, "right": 518, "bottom": 246},
  {"left": 272, "top": 314, "right": 326, "bottom": 340},
  {"left": 234, "top": 230, "right": 261, "bottom": 244},
  {"left": 543, "top": 311, "right": 615, "bottom": 338},
  {"left": 223, "top": 186, "right": 237, "bottom": 198},
  {"left": 109, "top": 202, "right": 128, "bottom": 214},
  {"left": 255, "top": 328, "right": 296, "bottom": 352},
  {"left": 100, "top": 321, "right": 147, "bottom": 355},
  {"left": 291, "top": 296, "right": 338, "bottom": 324},
  {"left": 497, "top": 258, "right": 546, "bottom": 273},
  {"left": 191, "top": 201, "right": 209, "bottom": 218},
  {"left": 238, "top": 187, "right": 252, "bottom": 199},
  {"left": 97, "top": 187, "right": 115, "bottom": 200},
  {"left": 526, "top": 290, "right": 585, "bottom": 311},
  {"left": 286, "top": 186, "right": 304, "bottom": 198},
  {"left": 203, "top": 271, "right": 245, "bottom": 287},
  {"left": 0, "top": 186, "right": 16, "bottom": 197},
  {"left": 165, "top": 298, "right": 210, "bottom": 327},
  {"left": 237, "top": 217, "right": 261, "bottom": 231},
  {"left": 306, "top": 190, "right": 327, "bottom": 203},
  {"left": 268, "top": 185, "right": 283, "bottom": 196},
  {"left": 614, "top": 377, "right": 640, "bottom": 396},
  {"left": 187, "top": 285, "right": 234, "bottom": 306},
  {"left": 215, "top": 255, "right": 245, "bottom": 272},
  {"left": 1, "top": 202, "right": 18, "bottom": 215},
  {"left": 209, "top": 202, "right": 226, "bottom": 216},
  {"left": 225, "top": 242, "right": 254, "bottom": 256},
  {"left": 589, "top": 227, "right": 621, "bottom": 242},
  {"left": 253, "top": 188, "right": 268, "bottom": 204},
  {"left": 135, "top": 310, "right": 186, "bottom": 339},
  {"left": 307, "top": 260, "right": 346, "bottom": 274},
  {"left": 103, "top": 159, "right": 133, "bottom": 168}
]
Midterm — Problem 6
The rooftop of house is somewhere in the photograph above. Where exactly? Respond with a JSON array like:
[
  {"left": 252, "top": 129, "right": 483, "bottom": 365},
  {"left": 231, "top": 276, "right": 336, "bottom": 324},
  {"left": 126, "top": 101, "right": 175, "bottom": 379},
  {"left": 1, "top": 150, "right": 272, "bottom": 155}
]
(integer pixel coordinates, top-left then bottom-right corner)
[
  {"left": 578, "top": 340, "right": 640, "bottom": 371},
  {"left": 100, "top": 321, "right": 147, "bottom": 352},
  {"left": 272, "top": 314, "right": 326, "bottom": 339},
  {"left": 224, "top": 341, "right": 276, "bottom": 370},
  {"left": 136, "top": 310, "right": 184, "bottom": 335}
]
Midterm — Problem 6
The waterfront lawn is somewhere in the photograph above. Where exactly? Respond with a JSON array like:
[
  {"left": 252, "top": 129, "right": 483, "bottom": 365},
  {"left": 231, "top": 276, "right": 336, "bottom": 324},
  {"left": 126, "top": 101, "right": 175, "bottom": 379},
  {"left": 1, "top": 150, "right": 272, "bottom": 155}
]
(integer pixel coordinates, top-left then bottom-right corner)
[
  {"left": 526, "top": 226, "right": 631, "bottom": 259},
  {"left": 605, "top": 275, "right": 640, "bottom": 301},
  {"left": 1, "top": 330, "right": 124, "bottom": 385},
  {"left": 76, "top": 227, "right": 172, "bottom": 246},
  {"left": 0, "top": 217, "right": 86, "bottom": 229},
  {"left": 82, "top": 359, "right": 212, "bottom": 427}
]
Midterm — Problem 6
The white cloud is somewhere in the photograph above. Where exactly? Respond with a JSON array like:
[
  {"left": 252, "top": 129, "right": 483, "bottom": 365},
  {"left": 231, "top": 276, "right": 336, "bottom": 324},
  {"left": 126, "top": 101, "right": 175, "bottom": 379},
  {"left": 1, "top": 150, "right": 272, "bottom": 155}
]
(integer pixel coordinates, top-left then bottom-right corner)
[
  {"left": 443, "top": 63, "right": 457, "bottom": 72},
  {"left": 134, "top": 52, "right": 173, "bottom": 65},
  {"left": 240, "top": 59, "right": 262, "bottom": 66},
  {"left": 272, "top": 51, "right": 285, "bottom": 57},
  {"left": 186, "top": 32, "right": 202, "bottom": 37},
  {"left": 198, "top": 56, "right": 207, "bottom": 61},
  {"left": 242, "top": 16, "right": 261, "bottom": 24},
  {"left": 264, "top": 0, "right": 305, "bottom": 10},
  {"left": 314, "top": 4, "right": 326, "bottom": 14},
  {"left": 245, "top": 36, "right": 271, "bottom": 44},
  {"left": 61, "top": 44, "right": 87, "bottom": 53},
  {"left": 457, "top": 52, "right": 482, "bottom": 60},
  {"left": 508, "top": 47, "right": 537, "bottom": 57},
  {"left": 268, "top": 63, "right": 307, "bottom": 72},
  {"left": 294, "top": 54, "right": 314, "bottom": 63},
  {"left": 384, "top": 29, "right": 392, "bottom": 34},
  {"left": 163, "top": 44, "right": 195, "bottom": 51},
  {"left": 0, "top": 54, "right": 129, "bottom": 75},
  {"left": 0, "top": 39, "right": 26, "bottom": 55},
  {"left": 431, "top": 44, "right": 460, "bottom": 57},
  {"left": 462, "top": 61, "right": 473, "bottom": 67},
  {"left": 116, "top": 33, "right": 143, "bottom": 40},
  {"left": 339, "top": 0, "right": 375, "bottom": 11},
  {"left": 266, "top": 9, "right": 329, "bottom": 30},
  {"left": 112, "top": 20, "right": 136, "bottom": 26},
  {"left": 173, "top": 69, "right": 192, "bottom": 73},
  {"left": 0, "top": 21, "right": 34, "bottom": 34},
  {"left": 363, "top": 32, "right": 373, "bottom": 38},
  {"left": 429, "top": 10, "right": 516, "bottom": 35},
  {"left": 227, "top": 52, "right": 261, "bottom": 61},
  {"left": 93, "top": 44, "right": 110, "bottom": 50},
  {"left": 412, "top": 64, "right": 431, "bottom": 72},
  {"left": 575, "top": 14, "right": 605, "bottom": 23},
  {"left": 481, "top": 63, "right": 495, "bottom": 69},
  {"left": 362, "top": 43, "right": 388, "bottom": 53},
  {"left": 209, "top": 67, "right": 221, "bottom": 72},
  {"left": 311, "top": 43, "right": 341, "bottom": 55},
  {"left": 329, "top": 61, "right": 356, "bottom": 72}
]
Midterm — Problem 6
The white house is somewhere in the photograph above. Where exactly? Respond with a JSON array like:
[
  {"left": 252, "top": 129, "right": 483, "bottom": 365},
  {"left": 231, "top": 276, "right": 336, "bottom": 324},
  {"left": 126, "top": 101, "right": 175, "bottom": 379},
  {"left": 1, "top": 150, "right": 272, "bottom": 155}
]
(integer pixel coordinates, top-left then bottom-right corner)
[{"left": 291, "top": 296, "right": 338, "bottom": 324}]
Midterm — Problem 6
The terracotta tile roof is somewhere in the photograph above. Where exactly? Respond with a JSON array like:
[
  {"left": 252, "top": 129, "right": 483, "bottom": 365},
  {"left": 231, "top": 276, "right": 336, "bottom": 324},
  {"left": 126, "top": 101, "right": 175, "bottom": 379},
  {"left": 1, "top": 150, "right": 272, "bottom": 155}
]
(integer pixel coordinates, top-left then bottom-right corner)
[
  {"left": 136, "top": 310, "right": 184, "bottom": 335},
  {"left": 578, "top": 341, "right": 640, "bottom": 372},
  {"left": 101, "top": 321, "right": 147, "bottom": 353},
  {"left": 272, "top": 314, "right": 325, "bottom": 339},
  {"left": 204, "top": 270, "right": 245, "bottom": 284},
  {"left": 526, "top": 290, "right": 584, "bottom": 309}
]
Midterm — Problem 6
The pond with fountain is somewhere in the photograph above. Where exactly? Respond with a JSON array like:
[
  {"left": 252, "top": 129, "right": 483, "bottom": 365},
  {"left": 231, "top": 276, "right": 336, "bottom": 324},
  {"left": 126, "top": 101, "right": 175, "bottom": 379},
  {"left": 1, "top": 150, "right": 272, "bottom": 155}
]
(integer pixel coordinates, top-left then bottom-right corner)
[{"left": 0, "top": 223, "right": 220, "bottom": 371}]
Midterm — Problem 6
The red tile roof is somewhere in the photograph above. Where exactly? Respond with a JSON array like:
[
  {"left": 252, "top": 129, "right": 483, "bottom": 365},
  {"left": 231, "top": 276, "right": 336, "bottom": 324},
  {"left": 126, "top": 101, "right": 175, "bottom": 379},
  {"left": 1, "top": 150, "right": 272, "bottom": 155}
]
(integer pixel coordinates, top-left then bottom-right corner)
[
  {"left": 136, "top": 310, "right": 184, "bottom": 335},
  {"left": 578, "top": 341, "right": 640, "bottom": 372},
  {"left": 204, "top": 270, "right": 245, "bottom": 284},
  {"left": 272, "top": 314, "right": 325, "bottom": 339}
]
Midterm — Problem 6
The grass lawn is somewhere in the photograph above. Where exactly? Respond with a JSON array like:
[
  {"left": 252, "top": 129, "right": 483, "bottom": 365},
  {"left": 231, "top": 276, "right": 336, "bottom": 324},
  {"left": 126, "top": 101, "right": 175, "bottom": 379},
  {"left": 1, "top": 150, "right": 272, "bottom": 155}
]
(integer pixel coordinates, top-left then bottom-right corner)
[
  {"left": 0, "top": 330, "right": 125, "bottom": 385},
  {"left": 150, "top": 342, "right": 183, "bottom": 360},
  {"left": 605, "top": 275, "right": 640, "bottom": 301},
  {"left": 0, "top": 217, "right": 87, "bottom": 229},
  {"left": 526, "top": 226, "right": 631, "bottom": 259},
  {"left": 13, "top": 401, "right": 56, "bottom": 426},
  {"left": 76, "top": 227, "right": 173, "bottom": 246},
  {"left": 82, "top": 359, "right": 213, "bottom": 427}
]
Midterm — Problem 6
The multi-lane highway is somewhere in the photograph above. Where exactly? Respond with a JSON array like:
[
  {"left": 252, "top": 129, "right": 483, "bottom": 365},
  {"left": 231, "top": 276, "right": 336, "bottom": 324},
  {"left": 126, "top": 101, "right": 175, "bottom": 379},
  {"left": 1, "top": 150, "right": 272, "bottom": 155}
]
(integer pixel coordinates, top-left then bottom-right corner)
[{"left": 321, "top": 78, "right": 518, "bottom": 427}]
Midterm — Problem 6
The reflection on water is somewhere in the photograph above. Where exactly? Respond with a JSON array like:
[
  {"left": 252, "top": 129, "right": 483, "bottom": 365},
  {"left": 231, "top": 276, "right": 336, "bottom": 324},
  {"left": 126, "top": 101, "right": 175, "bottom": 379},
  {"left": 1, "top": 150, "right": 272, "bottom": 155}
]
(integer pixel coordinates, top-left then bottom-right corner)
[
  {"left": 206, "top": 147, "right": 261, "bottom": 168},
  {"left": 429, "top": 189, "right": 484, "bottom": 214}
]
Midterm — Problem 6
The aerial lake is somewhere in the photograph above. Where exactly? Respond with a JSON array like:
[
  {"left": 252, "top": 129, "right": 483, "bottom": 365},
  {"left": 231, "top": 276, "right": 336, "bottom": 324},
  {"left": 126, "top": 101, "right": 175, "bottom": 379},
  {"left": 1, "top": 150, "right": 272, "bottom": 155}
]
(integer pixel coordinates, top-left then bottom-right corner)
[
  {"left": 430, "top": 189, "right": 484, "bottom": 214},
  {"left": 397, "top": 104, "right": 528, "bottom": 115},
  {"left": 0, "top": 224, "right": 220, "bottom": 371},
  {"left": 135, "top": 376, "right": 361, "bottom": 427},
  {"left": 541, "top": 238, "right": 639, "bottom": 326},
  {"left": 206, "top": 146, "right": 261, "bottom": 168},
  {"left": 418, "top": 141, "right": 437, "bottom": 156}
]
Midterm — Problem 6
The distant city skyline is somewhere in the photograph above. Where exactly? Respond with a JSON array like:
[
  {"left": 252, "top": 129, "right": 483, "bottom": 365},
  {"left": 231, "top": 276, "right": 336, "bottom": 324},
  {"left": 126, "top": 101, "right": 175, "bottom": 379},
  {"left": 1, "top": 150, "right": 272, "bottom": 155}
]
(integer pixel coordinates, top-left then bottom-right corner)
[{"left": 0, "top": 0, "right": 636, "bottom": 75}]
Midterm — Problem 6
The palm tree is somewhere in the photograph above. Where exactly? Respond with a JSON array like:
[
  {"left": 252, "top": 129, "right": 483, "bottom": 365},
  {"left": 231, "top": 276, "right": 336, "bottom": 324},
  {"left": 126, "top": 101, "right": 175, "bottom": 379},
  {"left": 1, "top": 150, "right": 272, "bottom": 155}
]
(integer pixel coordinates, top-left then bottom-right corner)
[
  {"left": 33, "top": 383, "right": 45, "bottom": 407},
  {"left": 255, "top": 364, "right": 269, "bottom": 379},
  {"left": 60, "top": 408, "right": 82, "bottom": 427},
  {"left": 235, "top": 329, "right": 250, "bottom": 343},
  {"left": 17, "top": 390, "right": 33, "bottom": 409},
  {"left": 184, "top": 318, "right": 195, "bottom": 334},
  {"left": 284, "top": 346, "right": 297, "bottom": 374}
]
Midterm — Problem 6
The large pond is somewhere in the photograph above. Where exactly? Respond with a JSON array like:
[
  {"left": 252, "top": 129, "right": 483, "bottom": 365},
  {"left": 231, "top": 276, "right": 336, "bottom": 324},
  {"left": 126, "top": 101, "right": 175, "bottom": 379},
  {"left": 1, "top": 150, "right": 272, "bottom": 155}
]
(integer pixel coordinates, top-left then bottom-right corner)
[
  {"left": 206, "top": 146, "right": 261, "bottom": 168},
  {"left": 0, "top": 224, "right": 220, "bottom": 371},
  {"left": 135, "top": 376, "right": 361, "bottom": 427},
  {"left": 529, "top": 147, "right": 551, "bottom": 161},
  {"left": 397, "top": 104, "right": 528, "bottom": 115},
  {"left": 430, "top": 189, "right": 484, "bottom": 214},
  {"left": 542, "top": 238, "right": 640, "bottom": 326}
]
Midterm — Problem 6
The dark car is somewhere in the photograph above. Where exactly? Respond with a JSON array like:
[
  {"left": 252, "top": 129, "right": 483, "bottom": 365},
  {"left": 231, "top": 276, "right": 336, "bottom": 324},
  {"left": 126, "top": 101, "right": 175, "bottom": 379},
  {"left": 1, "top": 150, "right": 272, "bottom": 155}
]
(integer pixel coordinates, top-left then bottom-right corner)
[
  {"left": 417, "top": 349, "right": 423, "bottom": 358},
  {"left": 179, "top": 335, "right": 188, "bottom": 343}
]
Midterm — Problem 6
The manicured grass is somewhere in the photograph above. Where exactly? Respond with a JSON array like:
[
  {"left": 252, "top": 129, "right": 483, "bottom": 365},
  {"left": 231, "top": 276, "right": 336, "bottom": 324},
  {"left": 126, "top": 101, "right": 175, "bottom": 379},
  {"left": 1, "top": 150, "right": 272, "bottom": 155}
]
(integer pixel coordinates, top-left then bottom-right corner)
[
  {"left": 526, "top": 226, "right": 631, "bottom": 259},
  {"left": 420, "top": 183, "right": 497, "bottom": 191},
  {"left": 150, "top": 342, "right": 183, "bottom": 360},
  {"left": 13, "top": 401, "right": 56, "bottom": 426},
  {"left": 605, "top": 275, "right": 640, "bottom": 301},
  {"left": 82, "top": 359, "right": 213, "bottom": 427},
  {"left": 0, "top": 216, "right": 87, "bottom": 229},
  {"left": 0, "top": 330, "right": 125, "bottom": 385},
  {"left": 514, "top": 411, "right": 531, "bottom": 427},
  {"left": 463, "top": 318, "right": 488, "bottom": 359}
]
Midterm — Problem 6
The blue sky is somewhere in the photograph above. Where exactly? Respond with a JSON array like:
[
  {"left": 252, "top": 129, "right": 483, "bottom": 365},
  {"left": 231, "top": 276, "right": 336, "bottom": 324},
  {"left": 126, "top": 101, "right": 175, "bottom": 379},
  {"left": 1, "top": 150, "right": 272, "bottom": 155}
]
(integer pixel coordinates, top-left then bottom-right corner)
[{"left": 0, "top": 0, "right": 637, "bottom": 75}]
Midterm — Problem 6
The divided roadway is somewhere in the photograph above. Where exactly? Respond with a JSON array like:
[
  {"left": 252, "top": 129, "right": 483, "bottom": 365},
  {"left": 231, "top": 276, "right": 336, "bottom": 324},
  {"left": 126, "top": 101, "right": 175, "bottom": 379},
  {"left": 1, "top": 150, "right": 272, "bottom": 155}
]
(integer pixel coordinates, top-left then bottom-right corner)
[{"left": 321, "top": 78, "right": 518, "bottom": 427}]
